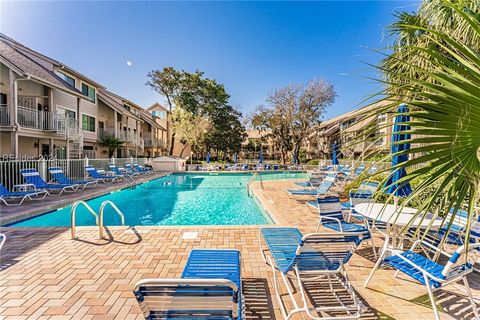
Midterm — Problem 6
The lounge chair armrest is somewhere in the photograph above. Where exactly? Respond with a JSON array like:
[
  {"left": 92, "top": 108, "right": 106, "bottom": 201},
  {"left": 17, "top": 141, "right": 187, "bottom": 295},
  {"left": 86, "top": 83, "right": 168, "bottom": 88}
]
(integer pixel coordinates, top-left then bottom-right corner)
[
  {"left": 134, "top": 278, "right": 239, "bottom": 293},
  {"left": 319, "top": 216, "right": 344, "bottom": 232},
  {"left": 409, "top": 239, "right": 452, "bottom": 258},
  {"left": 13, "top": 183, "right": 37, "bottom": 192}
]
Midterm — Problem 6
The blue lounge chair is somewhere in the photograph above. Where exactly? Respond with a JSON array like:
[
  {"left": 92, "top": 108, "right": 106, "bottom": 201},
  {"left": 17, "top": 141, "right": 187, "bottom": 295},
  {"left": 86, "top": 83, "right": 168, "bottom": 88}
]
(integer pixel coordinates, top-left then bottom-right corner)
[
  {"left": 85, "top": 166, "right": 121, "bottom": 183},
  {"left": 109, "top": 164, "right": 139, "bottom": 179},
  {"left": 0, "top": 183, "right": 48, "bottom": 206},
  {"left": 241, "top": 164, "right": 249, "bottom": 171},
  {"left": 133, "top": 163, "right": 153, "bottom": 174},
  {"left": 306, "top": 196, "right": 376, "bottom": 257},
  {"left": 134, "top": 249, "right": 243, "bottom": 319},
  {"left": 48, "top": 167, "right": 98, "bottom": 190},
  {"left": 365, "top": 237, "right": 480, "bottom": 320},
  {"left": 0, "top": 233, "right": 5, "bottom": 250},
  {"left": 20, "top": 168, "right": 78, "bottom": 195},
  {"left": 286, "top": 173, "right": 336, "bottom": 198},
  {"left": 367, "top": 165, "right": 379, "bottom": 175},
  {"left": 260, "top": 228, "right": 364, "bottom": 319},
  {"left": 341, "top": 179, "right": 380, "bottom": 210},
  {"left": 294, "top": 172, "right": 330, "bottom": 188}
]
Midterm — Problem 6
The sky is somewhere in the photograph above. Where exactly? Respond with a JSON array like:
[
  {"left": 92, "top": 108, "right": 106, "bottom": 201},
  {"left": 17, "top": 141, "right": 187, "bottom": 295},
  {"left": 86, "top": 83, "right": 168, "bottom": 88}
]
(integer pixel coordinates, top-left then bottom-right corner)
[{"left": 0, "top": 1, "right": 418, "bottom": 120}]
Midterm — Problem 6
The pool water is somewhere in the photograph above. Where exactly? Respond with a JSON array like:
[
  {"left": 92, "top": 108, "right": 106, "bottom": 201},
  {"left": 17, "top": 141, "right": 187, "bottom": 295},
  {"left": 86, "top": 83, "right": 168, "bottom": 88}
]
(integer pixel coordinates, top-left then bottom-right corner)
[{"left": 10, "top": 172, "right": 307, "bottom": 227}]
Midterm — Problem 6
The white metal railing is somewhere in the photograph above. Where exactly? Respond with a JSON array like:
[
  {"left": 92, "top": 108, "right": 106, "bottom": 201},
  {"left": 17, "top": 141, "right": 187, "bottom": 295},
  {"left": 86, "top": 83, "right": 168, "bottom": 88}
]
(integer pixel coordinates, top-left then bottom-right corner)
[
  {"left": 0, "top": 104, "right": 11, "bottom": 126},
  {"left": 99, "top": 200, "right": 125, "bottom": 239},
  {"left": 16, "top": 106, "right": 79, "bottom": 135},
  {"left": 0, "top": 157, "right": 150, "bottom": 191},
  {"left": 71, "top": 200, "right": 99, "bottom": 239},
  {"left": 70, "top": 200, "right": 125, "bottom": 240}
]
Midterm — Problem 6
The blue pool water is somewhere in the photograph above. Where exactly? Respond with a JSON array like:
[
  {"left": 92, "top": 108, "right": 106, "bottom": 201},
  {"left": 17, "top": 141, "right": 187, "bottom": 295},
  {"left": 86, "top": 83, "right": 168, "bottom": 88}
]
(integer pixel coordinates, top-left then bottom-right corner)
[{"left": 10, "top": 172, "right": 307, "bottom": 227}]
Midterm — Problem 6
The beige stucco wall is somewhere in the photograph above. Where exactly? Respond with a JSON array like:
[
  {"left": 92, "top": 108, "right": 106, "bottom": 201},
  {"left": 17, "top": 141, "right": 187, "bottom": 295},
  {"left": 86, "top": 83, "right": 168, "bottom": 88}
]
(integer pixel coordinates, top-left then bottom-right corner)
[
  {"left": 0, "top": 132, "right": 12, "bottom": 156},
  {"left": 0, "top": 64, "right": 11, "bottom": 97}
]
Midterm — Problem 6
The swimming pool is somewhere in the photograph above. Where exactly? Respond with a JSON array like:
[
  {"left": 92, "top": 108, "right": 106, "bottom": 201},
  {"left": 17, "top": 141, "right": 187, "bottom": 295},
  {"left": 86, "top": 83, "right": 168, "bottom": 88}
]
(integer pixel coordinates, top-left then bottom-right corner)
[{"left": 10, "top": 172, "right": 307, "bottom": 227}]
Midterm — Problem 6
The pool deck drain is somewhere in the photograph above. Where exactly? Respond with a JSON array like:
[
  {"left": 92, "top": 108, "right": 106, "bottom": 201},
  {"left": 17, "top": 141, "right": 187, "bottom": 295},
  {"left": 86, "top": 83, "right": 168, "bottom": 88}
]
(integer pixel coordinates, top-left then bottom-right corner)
[{"left": 181, "top": 231, "right": 198, "bottom": 240}]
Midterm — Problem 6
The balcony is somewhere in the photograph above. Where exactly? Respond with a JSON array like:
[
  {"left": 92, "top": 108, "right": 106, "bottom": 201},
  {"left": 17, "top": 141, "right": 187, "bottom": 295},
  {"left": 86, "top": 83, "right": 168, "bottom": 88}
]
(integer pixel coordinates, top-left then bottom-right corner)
[
  {"left": 144, "top": 138, "right": 164, "bottom": 148},
  {"left": 0, "top": 104, "right": 11, "bottom": 126},
  {"left": 0, "top": 105, "right": 80, "bottom": 135},
  {"left": 98, "top": 123, "right": 116, "bottom": 139}
]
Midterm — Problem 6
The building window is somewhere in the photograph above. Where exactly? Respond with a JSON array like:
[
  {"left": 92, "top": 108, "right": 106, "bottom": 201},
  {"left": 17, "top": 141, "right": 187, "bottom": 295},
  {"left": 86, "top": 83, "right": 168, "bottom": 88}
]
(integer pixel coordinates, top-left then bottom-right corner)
[
  {"left": 65, "top": 110, "right": 76, "bottom": 119},
  {"left": 377, "top": 113, "right": 386, "bottom": 123},
  {"left": 82, "top": 114, "right": 96, "bottom": 132},
  {"left": 81, "top": 83, "right": 96, "bottom": 103},
  {"left": 152, "top": 111, "right": 166, "bottom": 119},
  {"left": 57, "top": 71, "right": 76, "bottom": 87}
]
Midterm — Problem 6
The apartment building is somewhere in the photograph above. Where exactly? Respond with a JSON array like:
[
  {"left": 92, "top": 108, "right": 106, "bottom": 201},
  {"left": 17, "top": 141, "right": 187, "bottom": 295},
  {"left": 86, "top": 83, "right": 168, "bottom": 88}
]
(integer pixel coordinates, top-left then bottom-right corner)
[
  {"left": 304, "top": 100, "right": 394, "bottom": 160},
  {"left": 0, "top": 33, "right": 168, "bottom": 159}
]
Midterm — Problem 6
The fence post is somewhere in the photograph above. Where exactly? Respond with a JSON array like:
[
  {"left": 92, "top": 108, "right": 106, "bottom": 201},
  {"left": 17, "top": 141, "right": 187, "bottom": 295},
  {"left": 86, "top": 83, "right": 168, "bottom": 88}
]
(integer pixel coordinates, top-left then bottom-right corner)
[
  {"left": 84, "top": 156, "right": 89, "bottom": 167},
  {"left": 39, "top": 158, "right": 47, "bottom": 181},
  {"left": 130, "top": 156, "right": 134, "bottom": 164},
  {"left": 111, "top": 156, "right": 115, "bottom": 164}
]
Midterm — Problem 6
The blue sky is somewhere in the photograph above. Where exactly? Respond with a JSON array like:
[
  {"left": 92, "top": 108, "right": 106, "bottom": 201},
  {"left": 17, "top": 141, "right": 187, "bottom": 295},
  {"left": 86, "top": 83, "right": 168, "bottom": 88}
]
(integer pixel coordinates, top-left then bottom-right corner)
[{"left": 1, "top": 1, "right": 418, "bottom": 120}]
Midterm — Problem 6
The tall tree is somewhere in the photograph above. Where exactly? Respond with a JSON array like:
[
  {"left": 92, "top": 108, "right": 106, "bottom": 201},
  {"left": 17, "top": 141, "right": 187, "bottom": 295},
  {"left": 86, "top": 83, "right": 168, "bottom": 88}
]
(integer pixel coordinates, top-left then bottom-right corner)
[
  {"left": 170, "top": 107, "right": 211, "bottom": 157},
  {"left": 251, "top": 79, "right": 336, "bottom": 164},
  {"left": 147, "top": 67, "right": 245, "bottom": 158},
  {"left": 147, "top": 68, "right": 231, "bottom": 155}
]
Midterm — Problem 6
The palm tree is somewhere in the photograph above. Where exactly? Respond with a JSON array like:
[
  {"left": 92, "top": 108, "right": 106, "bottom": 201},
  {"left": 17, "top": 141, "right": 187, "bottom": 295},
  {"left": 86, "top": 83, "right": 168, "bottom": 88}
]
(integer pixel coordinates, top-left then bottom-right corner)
[
  {"left": 370, "top": 0, "right": 480, "bottom": 241},
  {"left": 381, "top": 0, "right": 479, "bottom": 96},
  {"left": 99, "top": 136, "right": 124, "bottom": 158}
]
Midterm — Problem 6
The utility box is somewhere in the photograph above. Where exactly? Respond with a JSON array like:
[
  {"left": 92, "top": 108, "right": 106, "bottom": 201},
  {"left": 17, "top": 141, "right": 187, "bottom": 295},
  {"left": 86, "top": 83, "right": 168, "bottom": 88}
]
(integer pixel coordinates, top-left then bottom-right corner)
[{"left": 149, "top": 156, "right": 187, "bottom": 172}]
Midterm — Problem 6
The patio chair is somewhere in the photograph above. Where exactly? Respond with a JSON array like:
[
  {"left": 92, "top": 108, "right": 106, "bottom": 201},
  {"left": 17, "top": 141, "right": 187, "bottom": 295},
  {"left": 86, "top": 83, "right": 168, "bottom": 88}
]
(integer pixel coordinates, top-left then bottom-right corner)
[
  {"left": 341, "top": 179, "right": 380, "bottom": 210},
  {"left": 108, "top": 164, "right": 137, "bottom": 181},
  {"left": 367, "top": 165, "right": 378, "bottom": 175},
  {"left": 306, "top": 196, "right": 376, "bottom": 257},
  {"left": 259, "top": 227, "right": 364, "bottom": 319},
  {"left": 133, "top": 163, "right": 153, "bottom": 174},
  {"left": 0, "top": 183, "right": 48, "bottom": 206},
  {"left": 134, "top": 249, "right": 243, "bottom": 319},
  {"left": 242, "top": 164, "right": 249, "bottom": 171},
  {"left": 85, "top": 166, "right": 122, "bottom": 183},
  {"left": 273, "top": 164, "right": 279, "bottom": 170},
  {"left": 286, "top": 173, "right": 337, "bottom": 198},
  {"left": 48, "top": 167, "right": 98, "bottom": 190},
  {"left": 294, "top": 172, "right": 330, "bottom": 188},
  {"left": 415, "top": 209, "right": 480, "bottom": 271},
  {"left": 20, "top": 168, "right": 78, "bottom": 195},
  {"left": 0, "top": 233, "right": 5, "bottom": 250},
  {"left": 365, "top": 237, "right": 480, "bottom": 320}
]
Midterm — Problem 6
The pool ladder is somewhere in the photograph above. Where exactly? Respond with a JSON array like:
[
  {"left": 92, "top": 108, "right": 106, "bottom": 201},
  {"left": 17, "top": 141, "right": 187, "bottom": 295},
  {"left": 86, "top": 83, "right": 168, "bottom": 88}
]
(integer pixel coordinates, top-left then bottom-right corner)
[
  {"left": 246, "top": 173, "right": 263, "bottom": 197},
  {"left": 71, "top": 200, "right": 125, "bottom": 240}
]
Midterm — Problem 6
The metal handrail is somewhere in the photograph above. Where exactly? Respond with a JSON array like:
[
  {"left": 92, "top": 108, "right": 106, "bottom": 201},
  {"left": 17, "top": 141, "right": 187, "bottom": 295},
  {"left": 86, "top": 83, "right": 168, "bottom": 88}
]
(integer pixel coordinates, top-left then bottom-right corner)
[
  {"left": 99, "top": 200, "right": 125, "bottom": 239},
  {"left": 71, "top": 200, "right": 99, "bottom": 239},
  {"left": 246, "top": 173, "right": 263, "bottom": 197}
]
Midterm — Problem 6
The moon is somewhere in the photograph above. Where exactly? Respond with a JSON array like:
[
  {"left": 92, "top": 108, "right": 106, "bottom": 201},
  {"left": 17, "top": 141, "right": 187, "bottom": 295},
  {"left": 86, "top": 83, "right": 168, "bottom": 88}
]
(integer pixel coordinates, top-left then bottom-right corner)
[{"left": 126, "top": 60, "right": 133, "bottom": 67}]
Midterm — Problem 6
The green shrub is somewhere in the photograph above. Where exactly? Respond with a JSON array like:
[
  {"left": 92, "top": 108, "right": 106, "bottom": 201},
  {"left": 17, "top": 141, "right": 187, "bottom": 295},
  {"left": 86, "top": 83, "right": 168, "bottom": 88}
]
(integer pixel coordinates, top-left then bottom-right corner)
[{"left": 307, "top": 159, "right": 320, "bottom": 165}]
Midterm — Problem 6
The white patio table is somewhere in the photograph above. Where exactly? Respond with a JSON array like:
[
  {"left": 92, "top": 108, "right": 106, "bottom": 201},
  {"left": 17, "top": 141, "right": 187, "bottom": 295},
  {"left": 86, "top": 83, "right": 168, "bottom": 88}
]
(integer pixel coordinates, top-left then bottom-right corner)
[{"left": 354, "top": 203, "right": 444, "bottom": 247}]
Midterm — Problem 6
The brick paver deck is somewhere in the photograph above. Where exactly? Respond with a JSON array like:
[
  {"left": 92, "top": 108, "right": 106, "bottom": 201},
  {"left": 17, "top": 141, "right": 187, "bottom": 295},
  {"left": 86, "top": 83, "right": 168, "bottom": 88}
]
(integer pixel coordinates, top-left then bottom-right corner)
[{"left": 0, "top": 178, "right": 478, "bottom": 319}]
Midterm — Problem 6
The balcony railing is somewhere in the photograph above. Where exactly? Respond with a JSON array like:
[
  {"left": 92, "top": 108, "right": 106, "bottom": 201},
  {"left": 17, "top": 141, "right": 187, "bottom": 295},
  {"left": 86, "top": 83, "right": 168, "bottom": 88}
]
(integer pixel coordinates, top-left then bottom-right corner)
[
  {"left": 0, "top": 104, "right": 11, "bottom": 126},
  {"left": 144, "top": 139, "right": 164, "bottom": 148}
]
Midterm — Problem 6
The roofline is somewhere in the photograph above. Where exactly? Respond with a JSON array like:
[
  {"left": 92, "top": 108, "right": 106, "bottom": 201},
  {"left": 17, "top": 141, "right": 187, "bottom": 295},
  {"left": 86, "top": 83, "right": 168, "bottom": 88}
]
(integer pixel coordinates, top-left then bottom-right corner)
[
  {"left": 98, "top": 90, "right": 144, "bottom": 122},
  {"left": 56, "top": 65, "right": 105, "bottom": 89},
  {"left": 25, "top": 73, "right": 90, "bottom": 99},
  {"left": 146, "top": 102, "right": 169, "bottom": 111},
  {"left": 0, "top": 56, "right": 25, "bottom": 75}
]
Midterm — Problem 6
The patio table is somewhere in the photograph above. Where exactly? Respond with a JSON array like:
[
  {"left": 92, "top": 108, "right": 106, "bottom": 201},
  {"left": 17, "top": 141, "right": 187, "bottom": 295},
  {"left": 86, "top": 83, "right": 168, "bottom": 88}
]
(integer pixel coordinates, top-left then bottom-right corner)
[{"left": 354, "top": 202, "right": 444, "bottom": 247}]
